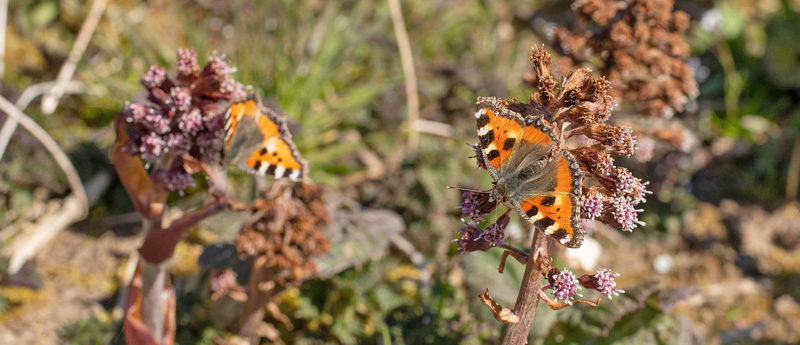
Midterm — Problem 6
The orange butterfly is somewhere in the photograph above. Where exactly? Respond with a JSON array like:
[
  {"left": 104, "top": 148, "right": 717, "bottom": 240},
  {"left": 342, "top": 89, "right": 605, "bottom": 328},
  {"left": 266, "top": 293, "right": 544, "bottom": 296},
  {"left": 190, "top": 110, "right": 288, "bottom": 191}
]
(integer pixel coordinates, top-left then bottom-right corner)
[
  {"left": 474, "top": 97, "right": 584, "bottom": 248},
  {"left": 222, "top": 95, "right": 307, "bottom": 180}
]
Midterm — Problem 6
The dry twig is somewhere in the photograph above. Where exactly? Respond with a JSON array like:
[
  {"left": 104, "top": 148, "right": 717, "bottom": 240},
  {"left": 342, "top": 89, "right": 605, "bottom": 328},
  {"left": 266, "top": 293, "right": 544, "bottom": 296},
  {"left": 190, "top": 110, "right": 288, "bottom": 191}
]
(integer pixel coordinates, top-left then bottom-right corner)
[
  {"left": 388, "top": 0, "right": 420, "bottom": 151},
  {"left": 40, "top": 0, "right": 107, "bottom": 114},
  {"left": 0, "top": 95, "right": 88, "bottom": 215},
  {"left": 0, "top": 80, "right": 83, "bottom": 159}
]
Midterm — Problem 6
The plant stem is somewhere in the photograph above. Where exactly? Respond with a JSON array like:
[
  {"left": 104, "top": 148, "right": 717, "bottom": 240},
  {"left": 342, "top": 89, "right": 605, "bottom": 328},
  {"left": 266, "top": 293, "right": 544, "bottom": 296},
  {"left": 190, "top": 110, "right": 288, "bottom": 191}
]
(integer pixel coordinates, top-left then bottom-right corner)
[
  {"left": 502, "top": 228, "right": 552, "bottom": 345},
  {"left": 238, "top": 256, "right": 279, "bottom": 345},
  {"left": 140, "top": 219, "right": 166, "bottom": 344}
]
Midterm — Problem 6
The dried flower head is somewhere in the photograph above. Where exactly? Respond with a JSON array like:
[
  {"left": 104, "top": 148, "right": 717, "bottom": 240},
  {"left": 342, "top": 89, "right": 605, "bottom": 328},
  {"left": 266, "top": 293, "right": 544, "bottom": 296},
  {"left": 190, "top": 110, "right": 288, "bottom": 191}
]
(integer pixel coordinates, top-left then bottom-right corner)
[
  {"left": 551, "top": 0, "right": 697, "bottom": 118},
  {"left": 518, "top": 47, "right": 649, "bottom": 231},
  {"left": 236, "top": 181, "right": 330, "bottom": 285},
  {"left": 119, "top": 49, "right": 249, "bottom": 191}
]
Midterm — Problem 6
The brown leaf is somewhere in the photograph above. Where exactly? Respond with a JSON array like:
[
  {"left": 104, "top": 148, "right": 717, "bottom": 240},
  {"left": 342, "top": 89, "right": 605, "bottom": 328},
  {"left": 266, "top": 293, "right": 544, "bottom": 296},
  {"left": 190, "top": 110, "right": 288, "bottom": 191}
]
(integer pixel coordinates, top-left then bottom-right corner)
[
  {"left": 181, "top": 154, "right": 203, "bottom": 174},
  {"left": 123, "top": 260, "right": 176, "bottom": 345},
  {"left": 478, "top": 288, "right": 519, "bottom": 324},
  {"left": 111, "top": 118, "right": 167, "bottom": 220},
  {"left": 538, "top": 288, "right": 602, "bottom": 310}
]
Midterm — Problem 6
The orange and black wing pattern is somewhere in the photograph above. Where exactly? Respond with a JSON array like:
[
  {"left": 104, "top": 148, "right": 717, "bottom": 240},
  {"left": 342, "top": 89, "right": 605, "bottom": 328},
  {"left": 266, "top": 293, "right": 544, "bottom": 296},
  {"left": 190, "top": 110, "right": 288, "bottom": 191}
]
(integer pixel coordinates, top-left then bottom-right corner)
[
  {"left": 513, "top": 151, "right": 584, "bottom": 248},
  {"left": 474, "top": 97, "right": 527, "bottom": 174},
  {"left": 223, "top": 95, "right": 307, "bottom": 180}
]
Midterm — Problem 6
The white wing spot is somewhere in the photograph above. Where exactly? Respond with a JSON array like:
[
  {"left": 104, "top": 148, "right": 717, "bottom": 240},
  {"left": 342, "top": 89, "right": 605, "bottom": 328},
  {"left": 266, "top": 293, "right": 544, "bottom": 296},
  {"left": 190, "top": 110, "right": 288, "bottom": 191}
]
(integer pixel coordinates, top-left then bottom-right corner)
[{"left": 274, "top": 165, "right": 286, "bottom": 178}]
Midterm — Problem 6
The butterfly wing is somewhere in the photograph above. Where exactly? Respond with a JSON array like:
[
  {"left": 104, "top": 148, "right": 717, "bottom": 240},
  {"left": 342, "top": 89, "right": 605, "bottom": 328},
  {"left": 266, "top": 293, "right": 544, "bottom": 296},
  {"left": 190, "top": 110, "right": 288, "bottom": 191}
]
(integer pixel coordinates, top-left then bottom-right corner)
[
  {"left": 474, "top": 97, "right": 528, "bottom": 179},
  {"left": 512, "top": 151, "right": 584, "bottom": 248},
  {"left": 223, "top": 95, "right": 307, "bottom": 180}
]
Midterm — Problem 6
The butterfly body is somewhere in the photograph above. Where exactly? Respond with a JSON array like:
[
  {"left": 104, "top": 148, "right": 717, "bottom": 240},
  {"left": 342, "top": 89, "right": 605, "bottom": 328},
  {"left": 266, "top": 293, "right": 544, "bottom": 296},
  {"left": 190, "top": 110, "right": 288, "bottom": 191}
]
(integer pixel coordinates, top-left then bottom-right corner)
[
  {"left": 223, "top": 95, "right": 307, "bottom": 180},
  {"left": 474, "top": 97, "right": 584, "bottom": 248}
]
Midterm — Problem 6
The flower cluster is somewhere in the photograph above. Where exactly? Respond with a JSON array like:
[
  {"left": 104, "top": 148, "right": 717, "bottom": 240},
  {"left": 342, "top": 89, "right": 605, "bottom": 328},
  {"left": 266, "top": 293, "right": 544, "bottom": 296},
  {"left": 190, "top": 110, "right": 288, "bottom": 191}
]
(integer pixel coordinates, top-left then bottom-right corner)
[
  {"left": 548, "top": 268, "right": 582, "bottom": 304},
  {"left": 236, "top": 181, "right": 330, "bottom": 285},
  {"left": 550, "top": 0, "right": 698, "bottom": 119},
  {"left": 579, "top": 268, "right": 625, "bottom": 299},
  {"left": 455, "top": 192, "right": 507, "bottom": 253},
  {"left": 120, "top": 48, "right": 249, "bottom": 191},
  {"left": 520, "top": 47, "right": 649, "bottom": 231},
  {"left": 546, "top": 267, "right": 625, "bottom": 303}
]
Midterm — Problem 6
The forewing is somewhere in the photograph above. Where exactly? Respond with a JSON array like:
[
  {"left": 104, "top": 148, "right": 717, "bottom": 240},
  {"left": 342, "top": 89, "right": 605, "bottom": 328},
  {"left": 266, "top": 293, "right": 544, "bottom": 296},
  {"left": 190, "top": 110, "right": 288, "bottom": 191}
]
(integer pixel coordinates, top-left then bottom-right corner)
[{"left": 474, "top": 97, "right": 525, "bottom": 176}]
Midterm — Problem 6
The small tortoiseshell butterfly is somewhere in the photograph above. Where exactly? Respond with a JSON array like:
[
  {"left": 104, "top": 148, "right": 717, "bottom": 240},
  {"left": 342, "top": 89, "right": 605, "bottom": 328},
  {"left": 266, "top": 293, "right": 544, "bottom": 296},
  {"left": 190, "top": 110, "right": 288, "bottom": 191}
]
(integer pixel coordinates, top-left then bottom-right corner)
[
  {"left": 474, "top": 97, "right": 584, "bottom": 248},
  {"left": 222, "top": 94, "right": 307, "bottom": 180}
]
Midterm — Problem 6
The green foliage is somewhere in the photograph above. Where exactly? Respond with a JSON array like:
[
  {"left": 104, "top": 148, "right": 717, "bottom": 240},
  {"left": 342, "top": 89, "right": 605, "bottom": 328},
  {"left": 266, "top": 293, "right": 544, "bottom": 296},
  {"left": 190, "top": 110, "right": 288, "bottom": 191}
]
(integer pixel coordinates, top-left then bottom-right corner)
[
  {"left": 532, "top": 282, "right": 700, "bottom": 345},
  {"left": 58, "top": 316, "right": 116, "bottom": 345}
]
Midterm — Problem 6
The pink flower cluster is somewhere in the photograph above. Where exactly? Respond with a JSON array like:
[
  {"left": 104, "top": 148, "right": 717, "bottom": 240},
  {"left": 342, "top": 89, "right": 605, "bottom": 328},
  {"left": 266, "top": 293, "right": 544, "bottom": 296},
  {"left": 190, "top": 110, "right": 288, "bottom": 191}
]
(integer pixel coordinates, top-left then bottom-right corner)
[
  {"left": 548, "top": 267, "right": 625, "bottom": 303},
  {"left": 120, "top": 49, "right": 249, "bottom": 191}
]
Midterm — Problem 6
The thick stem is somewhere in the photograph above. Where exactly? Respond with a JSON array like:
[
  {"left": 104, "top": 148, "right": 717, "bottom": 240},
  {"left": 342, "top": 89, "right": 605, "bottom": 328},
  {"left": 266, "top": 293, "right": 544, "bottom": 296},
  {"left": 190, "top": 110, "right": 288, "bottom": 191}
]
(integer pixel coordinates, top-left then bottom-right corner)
[
  {"left": 238, "top": 256, "right": 280, "bottom": 345},
  {"left": 140, "top": 219, "right": 166, "bottom": 344},
  {"left": 502, "top": 228, "right": 552, "bottom": 345}
]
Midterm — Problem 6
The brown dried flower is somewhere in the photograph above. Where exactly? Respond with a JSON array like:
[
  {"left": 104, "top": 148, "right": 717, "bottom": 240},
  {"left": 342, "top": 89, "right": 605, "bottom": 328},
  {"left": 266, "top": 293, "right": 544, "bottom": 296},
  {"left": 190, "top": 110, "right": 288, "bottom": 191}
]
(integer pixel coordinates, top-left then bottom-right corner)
[
  {"left": 236, "top": 181, "right": 330, "bottom": 285},
  {"left": 551, "top": 0, "right": 697, "bottom": 118},
  {"left": 515, "top": 47, "right": 649, "bottom": 232}
]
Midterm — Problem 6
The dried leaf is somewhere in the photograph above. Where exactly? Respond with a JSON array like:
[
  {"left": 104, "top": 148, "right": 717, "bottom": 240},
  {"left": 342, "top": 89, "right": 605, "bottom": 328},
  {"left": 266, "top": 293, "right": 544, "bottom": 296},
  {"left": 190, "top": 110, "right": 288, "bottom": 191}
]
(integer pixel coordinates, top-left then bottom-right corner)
[
  {"left": 111, "top": 118, "right": 166, "bottom": 220},
  {"left": 123, "top": 260, "right": 176, "bottom": 345},
  {"left": 478, "top": 288, "right": 519, "bottom": 324}
]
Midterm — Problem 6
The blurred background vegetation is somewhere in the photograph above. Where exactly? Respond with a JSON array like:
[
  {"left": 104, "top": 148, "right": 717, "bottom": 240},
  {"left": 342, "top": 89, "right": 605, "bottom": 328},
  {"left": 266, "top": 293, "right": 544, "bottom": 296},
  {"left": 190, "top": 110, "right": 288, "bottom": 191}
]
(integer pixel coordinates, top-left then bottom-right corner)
[{"left": 1, "top": 0, "right": 800, "bottom": 344}]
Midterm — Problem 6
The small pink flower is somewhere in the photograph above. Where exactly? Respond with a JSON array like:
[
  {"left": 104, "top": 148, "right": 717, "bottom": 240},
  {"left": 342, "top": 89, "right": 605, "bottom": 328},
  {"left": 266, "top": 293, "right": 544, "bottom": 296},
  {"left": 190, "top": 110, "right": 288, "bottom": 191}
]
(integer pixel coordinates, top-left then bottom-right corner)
[
  {"left": 460, "top": 192, "right": 497, "bottom": 224},
  {"left": 609, "top": 196, "right": 645, "bottom": 231},
  {"left": 580, "top": 191, "right": 605, "bottom": 220},
  {"left": 479, "top": 213, "right": 509, "bottom": 246},
  {"left": 176, "top": 48, "right": 200, "bottom": 77},
  {"left": 141, "top": 66, "right": 166, "bottom": 89},
  {"left": 140, "top": 134, "right": 166, "bottom": 163},
  {"left": 548, "top": 268, "right": 582, "bottom": 304},
  {"left": 579, "top": 268, "right": 625, "bottom": 299}
]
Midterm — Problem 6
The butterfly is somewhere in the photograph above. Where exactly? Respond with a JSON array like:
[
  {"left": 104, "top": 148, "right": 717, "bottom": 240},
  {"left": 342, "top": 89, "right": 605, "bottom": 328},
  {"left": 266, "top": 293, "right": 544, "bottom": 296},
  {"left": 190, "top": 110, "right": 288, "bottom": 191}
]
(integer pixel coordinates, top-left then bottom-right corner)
[
  {"left": 222, "top": 94, "right": 307, "bottom": 180},
  {"left": 474, "top": 97, "right": 584, "bottom": 248}
]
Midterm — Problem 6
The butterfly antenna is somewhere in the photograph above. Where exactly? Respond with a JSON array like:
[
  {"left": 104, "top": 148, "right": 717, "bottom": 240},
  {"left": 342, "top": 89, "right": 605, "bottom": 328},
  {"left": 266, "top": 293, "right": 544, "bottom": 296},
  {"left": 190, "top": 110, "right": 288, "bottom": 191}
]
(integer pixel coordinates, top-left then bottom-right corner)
[{"left": 447, "top": 185, "right": 491, "bottom": 194}]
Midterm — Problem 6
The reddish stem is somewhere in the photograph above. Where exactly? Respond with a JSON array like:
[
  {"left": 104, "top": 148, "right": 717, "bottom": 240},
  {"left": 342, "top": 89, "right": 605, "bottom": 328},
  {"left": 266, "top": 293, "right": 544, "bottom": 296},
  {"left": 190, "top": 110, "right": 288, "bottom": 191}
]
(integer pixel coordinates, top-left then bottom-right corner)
[{"left": 138, "top": 200, "right": 227, "bottom": 264}]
